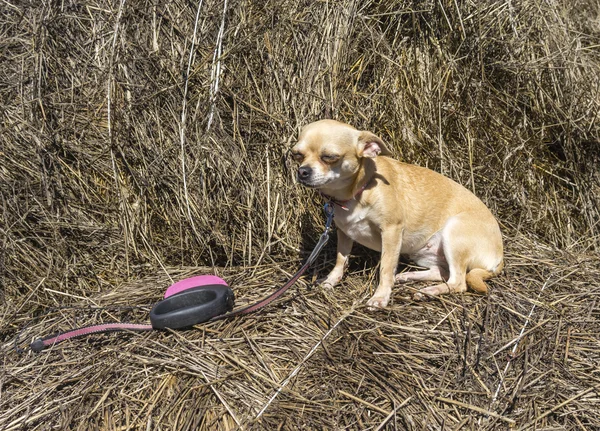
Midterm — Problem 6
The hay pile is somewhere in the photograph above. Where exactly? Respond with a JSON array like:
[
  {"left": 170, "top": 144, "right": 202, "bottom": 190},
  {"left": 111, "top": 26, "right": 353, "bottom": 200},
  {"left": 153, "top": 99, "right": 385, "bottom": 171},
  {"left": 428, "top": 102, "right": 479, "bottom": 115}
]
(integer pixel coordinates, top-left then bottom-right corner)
[{"left": 1, "top": 0, "right": 599, "bottom": 429}]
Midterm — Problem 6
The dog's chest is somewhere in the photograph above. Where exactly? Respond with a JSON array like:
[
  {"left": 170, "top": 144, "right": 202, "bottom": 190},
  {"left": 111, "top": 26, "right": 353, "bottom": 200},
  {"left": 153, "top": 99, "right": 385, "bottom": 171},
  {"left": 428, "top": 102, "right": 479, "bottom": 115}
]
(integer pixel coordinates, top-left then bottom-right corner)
[{"left": 334, "top": 202, "right": 382, "bottom": 251}]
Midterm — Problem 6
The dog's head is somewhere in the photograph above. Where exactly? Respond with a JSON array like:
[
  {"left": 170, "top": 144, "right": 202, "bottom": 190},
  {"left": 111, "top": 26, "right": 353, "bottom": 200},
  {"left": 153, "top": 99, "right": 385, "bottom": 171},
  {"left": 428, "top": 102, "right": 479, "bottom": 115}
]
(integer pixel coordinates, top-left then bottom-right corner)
[{"left": 291, "top": 120, "right": 390, "bottom": 191}]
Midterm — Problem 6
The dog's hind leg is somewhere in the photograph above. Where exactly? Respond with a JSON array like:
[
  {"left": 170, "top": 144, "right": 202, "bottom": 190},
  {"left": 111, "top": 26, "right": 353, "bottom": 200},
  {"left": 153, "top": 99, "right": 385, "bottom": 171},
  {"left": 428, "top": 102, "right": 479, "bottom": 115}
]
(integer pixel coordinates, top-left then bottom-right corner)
[
  {"left": 396, "top": 266, "right": 448, "bottom": 283},
  {"left": 412, "top": 266, "right": 467, "bottom": 300},
  {"left": 412, "top": 215, "right": 472, "bottom": 300}
]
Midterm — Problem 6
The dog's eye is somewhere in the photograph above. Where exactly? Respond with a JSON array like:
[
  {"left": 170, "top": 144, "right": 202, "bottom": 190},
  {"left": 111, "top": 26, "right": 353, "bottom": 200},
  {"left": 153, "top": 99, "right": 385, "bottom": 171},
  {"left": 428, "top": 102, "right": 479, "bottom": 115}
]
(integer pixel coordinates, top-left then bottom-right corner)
[
  {"left": 321, "top": 154, "right": 340, "bottom": 164},
  {"left": 291, "top": 151, "right": 304, "bottom": 162}
]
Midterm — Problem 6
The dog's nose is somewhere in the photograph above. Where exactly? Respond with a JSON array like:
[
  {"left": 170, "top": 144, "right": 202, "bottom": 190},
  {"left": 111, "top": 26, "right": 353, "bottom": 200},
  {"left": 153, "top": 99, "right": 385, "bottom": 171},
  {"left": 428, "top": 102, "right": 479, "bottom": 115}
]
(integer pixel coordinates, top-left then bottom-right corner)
[{"left": 298, "top": 166, "right": 312, "bottom": 181}]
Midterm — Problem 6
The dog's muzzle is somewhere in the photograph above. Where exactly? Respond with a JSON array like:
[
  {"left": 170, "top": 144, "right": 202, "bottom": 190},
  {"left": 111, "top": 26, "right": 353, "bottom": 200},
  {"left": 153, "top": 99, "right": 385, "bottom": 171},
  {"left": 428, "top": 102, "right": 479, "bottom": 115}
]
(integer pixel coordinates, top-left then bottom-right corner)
[{"left": 297, "top": 166, "right": 313, "bottom": 184}]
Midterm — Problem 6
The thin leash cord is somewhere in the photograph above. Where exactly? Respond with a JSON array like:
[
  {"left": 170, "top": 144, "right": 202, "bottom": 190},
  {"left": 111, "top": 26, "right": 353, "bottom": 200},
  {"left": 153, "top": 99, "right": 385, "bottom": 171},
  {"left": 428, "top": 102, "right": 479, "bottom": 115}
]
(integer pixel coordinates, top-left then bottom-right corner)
[{"left": 211, "top": 204, "right": 334, "bottom": 321}]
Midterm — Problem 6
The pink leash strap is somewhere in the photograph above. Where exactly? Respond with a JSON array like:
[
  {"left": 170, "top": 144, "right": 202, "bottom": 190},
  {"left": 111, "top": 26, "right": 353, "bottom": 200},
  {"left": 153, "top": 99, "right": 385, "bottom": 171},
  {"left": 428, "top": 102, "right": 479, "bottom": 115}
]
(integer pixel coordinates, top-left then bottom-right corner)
[{"left": 30, "top": 323, "right": 153, "bottom": 352}]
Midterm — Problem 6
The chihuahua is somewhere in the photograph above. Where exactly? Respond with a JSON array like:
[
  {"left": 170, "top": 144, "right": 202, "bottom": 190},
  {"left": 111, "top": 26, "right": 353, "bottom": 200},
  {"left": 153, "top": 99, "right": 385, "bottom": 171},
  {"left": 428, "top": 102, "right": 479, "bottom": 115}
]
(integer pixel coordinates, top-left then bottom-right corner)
[{"left": 292, "top": 120, "right": 503, "bottom": 308}]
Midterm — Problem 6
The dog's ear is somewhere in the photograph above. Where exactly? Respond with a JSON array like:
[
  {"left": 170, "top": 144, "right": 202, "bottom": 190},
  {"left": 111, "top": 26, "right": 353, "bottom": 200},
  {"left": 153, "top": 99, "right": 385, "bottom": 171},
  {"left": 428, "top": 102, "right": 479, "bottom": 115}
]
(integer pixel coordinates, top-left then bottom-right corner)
[{"left": 357, "top": 131, "right": 392, "bottom": 158}]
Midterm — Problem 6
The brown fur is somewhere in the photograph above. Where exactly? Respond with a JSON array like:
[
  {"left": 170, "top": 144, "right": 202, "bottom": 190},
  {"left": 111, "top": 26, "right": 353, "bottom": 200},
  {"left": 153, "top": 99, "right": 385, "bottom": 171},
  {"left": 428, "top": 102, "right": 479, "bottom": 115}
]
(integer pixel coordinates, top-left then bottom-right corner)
[{"left": 292, "top": 120, "right": 504, "bottom": 307}]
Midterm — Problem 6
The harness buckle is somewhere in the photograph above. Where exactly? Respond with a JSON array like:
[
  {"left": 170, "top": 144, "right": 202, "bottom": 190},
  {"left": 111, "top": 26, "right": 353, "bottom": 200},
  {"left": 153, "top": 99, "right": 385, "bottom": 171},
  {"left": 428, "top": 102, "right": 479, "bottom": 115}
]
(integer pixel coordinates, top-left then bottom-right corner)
[{"left": 323, "top": 202, "right": 335, "bottom": 231}]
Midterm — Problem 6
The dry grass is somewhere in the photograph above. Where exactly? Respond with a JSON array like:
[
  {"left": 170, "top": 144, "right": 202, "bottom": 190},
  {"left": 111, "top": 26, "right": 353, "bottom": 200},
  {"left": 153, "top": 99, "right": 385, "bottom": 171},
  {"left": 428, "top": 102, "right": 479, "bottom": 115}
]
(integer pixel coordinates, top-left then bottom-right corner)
[{"left": 1, "top": 0, "right": 599, "bottom": 429}]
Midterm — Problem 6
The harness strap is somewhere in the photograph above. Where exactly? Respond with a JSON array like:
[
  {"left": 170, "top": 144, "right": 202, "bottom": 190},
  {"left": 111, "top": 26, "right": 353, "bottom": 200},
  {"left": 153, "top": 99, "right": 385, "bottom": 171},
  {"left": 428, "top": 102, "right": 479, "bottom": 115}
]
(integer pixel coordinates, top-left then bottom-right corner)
[{"left": 320, "top": 180, "right": 370, "bottom": 210}]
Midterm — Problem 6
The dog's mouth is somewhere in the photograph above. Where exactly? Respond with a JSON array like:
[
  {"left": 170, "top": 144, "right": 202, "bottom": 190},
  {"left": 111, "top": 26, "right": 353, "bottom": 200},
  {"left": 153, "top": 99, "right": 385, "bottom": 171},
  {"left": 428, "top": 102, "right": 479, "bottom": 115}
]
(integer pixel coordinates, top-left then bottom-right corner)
[{"left": 297, "top": 174, "right": 330, "bottom": 189}]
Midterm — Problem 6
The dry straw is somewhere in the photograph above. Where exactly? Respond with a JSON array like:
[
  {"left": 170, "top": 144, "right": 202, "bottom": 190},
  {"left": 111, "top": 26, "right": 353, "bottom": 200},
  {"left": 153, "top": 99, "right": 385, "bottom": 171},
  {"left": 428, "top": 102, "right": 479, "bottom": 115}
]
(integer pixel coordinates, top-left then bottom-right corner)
[{"left": 1, "top": 0, "right": 599, "bottom": 429}]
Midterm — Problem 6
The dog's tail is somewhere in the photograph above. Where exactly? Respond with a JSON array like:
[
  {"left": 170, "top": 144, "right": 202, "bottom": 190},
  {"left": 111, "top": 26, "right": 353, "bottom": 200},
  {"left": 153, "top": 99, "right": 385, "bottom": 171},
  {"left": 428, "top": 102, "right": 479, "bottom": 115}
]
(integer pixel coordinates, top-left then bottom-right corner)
[{"left": 466, "top": 260, "right": 504, "bottom": 294}]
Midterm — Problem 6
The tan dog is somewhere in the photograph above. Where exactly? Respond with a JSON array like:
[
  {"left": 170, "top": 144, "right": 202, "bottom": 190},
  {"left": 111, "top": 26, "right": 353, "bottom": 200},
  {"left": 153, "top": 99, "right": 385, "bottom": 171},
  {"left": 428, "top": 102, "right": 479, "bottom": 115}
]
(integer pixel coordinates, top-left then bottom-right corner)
[{"left": 292, "top": 120, "right": 504, "bottom": 308}]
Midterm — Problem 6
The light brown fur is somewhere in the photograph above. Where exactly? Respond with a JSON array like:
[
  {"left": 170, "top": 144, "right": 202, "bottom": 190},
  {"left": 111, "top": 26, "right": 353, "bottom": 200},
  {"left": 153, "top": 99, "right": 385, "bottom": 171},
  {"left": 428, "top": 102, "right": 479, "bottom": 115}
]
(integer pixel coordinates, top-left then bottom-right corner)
[{"left": 292, "top": 120, "right": 504, "bottom": 307}]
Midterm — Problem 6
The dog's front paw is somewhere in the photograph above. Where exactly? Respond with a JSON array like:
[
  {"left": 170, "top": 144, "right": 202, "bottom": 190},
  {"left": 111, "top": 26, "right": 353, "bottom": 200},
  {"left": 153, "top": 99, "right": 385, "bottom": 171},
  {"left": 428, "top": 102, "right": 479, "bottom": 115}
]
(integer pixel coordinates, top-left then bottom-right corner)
[
  {"left": 317, "top": 278, "right": 336, "bottom": 290},
  {"left": 367, "top": 294, "right": 390, "bottom": 309},
  {"left": 317, "top": 271, "right": 343, "bottom": 289}
]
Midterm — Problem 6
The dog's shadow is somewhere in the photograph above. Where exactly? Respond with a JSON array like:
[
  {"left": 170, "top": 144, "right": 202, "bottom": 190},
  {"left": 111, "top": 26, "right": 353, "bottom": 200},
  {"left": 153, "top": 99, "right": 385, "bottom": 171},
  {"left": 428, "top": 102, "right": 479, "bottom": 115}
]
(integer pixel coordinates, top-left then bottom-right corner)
[
  {"left": 298, "top": 207, "right": 410, "bottom": 280},
  {"left": 298, "top": 205, "right": 414, "bottom": 286}
]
